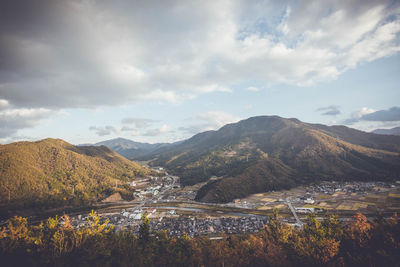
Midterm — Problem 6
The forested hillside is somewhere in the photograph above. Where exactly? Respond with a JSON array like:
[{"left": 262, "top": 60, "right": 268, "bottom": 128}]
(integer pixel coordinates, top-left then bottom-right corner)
[
  {"left": 145, "top": 116, "right": 400, "bottom": 203},
  {"left": 0, "top": 139, "right": 153, "bottom": 216}
]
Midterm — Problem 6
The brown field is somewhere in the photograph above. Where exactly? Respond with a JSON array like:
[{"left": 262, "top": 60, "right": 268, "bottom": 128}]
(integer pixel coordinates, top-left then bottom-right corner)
[{"left": 235, "top": 184, "right": 400, "bottom": 216}]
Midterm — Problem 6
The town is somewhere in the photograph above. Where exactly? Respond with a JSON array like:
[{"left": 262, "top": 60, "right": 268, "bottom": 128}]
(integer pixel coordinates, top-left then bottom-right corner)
[
  {"left": 65, "top": 171, "right": 400, "bottom": 237},
  {"left": 69, "top": 209, "right": 268, "bottom": 237}
]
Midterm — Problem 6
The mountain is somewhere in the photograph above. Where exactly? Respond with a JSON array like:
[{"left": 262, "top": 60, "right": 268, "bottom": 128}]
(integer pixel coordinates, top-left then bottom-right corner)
[
  {"left": 0, "top": 138, "right": 153, "bottom": 215},
  {"left": 145, "top": 116, "right": 400, "bottom": 203},
  {"left": 372, "top": 126, "right": 400, "bottom": 136},
  {"left": 83, "top": 137, "right": 174, "bottom": 159}
]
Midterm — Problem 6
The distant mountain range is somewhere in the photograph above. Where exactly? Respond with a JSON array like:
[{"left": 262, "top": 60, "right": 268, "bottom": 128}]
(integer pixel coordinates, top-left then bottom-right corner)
[
  {"left": 139, "top": 116, "right": 400, "bottom": 203},
  {"left": 2, "top": 116, "right": 399, "bottom": 212},
  {"left": 81, "top": 137, "right": 178, "bottom": 159},
  {"left": 0, "top": 138, "right": 153, "bottom": 216},
  {"left": 372, "top": 126, "right": 400, "bottom": 136}
]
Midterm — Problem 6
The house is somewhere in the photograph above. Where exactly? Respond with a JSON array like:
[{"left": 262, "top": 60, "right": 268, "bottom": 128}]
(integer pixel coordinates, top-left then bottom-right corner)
[
  {"left": 168, "top": 210, "right": 176, "bottom": 215},
  {"left": 304, "top": 198, "right": 315, "bottom": 204}
]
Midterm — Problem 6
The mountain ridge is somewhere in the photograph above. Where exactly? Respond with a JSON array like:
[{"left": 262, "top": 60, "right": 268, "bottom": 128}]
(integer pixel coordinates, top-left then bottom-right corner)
[
  {"left": 144, "top": 115, "right": 400, "bottom": 203},
  {"left": 372, "top": 126, "right": 400, "bottom": 136},
  {"left": 0, "top": 138, "right": 153, "bottom": 216},
  {"left": 82, "top": 137, "right": 178, "bottom": 159}
]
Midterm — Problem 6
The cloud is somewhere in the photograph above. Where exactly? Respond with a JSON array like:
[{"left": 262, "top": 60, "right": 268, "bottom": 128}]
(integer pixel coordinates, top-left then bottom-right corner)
[
  {"left": 316, "top": 105, "right": 341, "bottom": 116},
  {"left": 89, "top": 121, "right": 171, "bottom": 138},
  {"left": 0, "top": 134, "right": 37, "bottom": 145},
  {"left": 180, "top": 111, "right": 241, "bottom": 135},
  {"left": 361, "top": 106, "right": 400, "bottom": 121},
  {"left": 0, "top": 99, "right": 10, "bottom": 110},
  {"left": 143, "top": 124, "right": 171, "bottom": 137},
  {"left": 120, "top": 126, "right": 134, "bottom": 132},
  {"left": 342, "top": 106, "right": 384, "bottom": 125},
  {"left": 0, "top": 107, "right": 52, "bottom": 138},
  {"left": 89, "top": 125, "right": 119, "bottom": 136},
  {"left": 121, "top": 117, "right": 156, "bottom": 128},
  {"left": 0, "top": 0, "right": 400, "bottom": 139},
  {"left": 0, "top": 0, "right": 399, "bottom": 111}
]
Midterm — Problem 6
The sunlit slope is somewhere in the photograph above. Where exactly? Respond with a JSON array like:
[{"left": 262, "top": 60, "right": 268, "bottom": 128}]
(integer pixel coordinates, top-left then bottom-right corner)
[{"left": 0, "top": 138, "right": 152, "bottom": 210}]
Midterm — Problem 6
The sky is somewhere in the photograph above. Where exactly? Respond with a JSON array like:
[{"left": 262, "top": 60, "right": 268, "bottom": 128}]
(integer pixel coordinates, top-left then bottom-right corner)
[{"left": 0, "top": 0, "right": 400, "bottom": 145}]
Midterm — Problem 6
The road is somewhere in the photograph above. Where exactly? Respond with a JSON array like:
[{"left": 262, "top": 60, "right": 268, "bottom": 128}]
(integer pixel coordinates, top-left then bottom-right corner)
[{"left": 286, "top": 198, "right": 303, "bottom": 225}]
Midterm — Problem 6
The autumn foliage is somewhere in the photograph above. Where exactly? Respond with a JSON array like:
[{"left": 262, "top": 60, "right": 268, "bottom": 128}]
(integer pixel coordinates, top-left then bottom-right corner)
[
  {"left": 0, "top": 210, "right": 399, "bottom": 266},
  {"left": 0, "top": 139, "right": 154, "bottom": 217}
]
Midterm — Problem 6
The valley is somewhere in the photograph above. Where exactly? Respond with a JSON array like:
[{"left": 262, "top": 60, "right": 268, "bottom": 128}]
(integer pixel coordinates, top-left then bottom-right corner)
[
  {"left": 1, "top": 116, "right": 399, "bottom": 234},
  {"left": 3, "top": 2, "right": 400, "bottom": 264},
  {"left": 43, "top": 167, "right": 400, "bottom": 237},
  {"left": 142, "top": 116, "right": 400, "bottom": 203}
]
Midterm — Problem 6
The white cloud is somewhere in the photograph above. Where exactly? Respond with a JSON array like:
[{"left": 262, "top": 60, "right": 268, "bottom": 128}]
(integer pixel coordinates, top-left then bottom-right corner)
[
  {"left": 0, "top": 107, "right": 52, "bottom": 138},
  {"left": 343, "top": 106, "right": 400, "bottom": 131},
  {"left": 88, "top": 121, "right": 172, "bottom": 139},
  {"left": 353, "top": 107, "right": 377, "bottom": 118},
  {"left": 300, "top": 5, "right": 385, "bottom": 49},
  {"left": 0, "top": 99, "right": 10, "bottom": 110},
  {"left": 121, "top": 117, "right": 156, "bottom": 128},
  {"left": 343, "top": 107, "right": 376, "bottom": 125},
  {"left": 349, "top": 121, "right": 400, "bottom": 133},
  {"left": 89, "top": 125, "right": 119, "bottom": 136},
  {"left": 1, "top": 0, "right": 399, "bottom": 111},
  {"left": 141, "top": 90, "right": 191, "bottom": 105},
  {"left": 1, "top": 0, "right": 400, "bottom": 139},
  {"left": 0, "top": 134, "right": 37, "bottom": 144},
  {"left": 143, "top": 124, "right": 172, "bottom": 136}
]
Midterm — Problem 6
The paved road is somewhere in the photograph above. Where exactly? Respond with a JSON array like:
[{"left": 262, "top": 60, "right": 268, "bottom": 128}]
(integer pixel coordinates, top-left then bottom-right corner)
[{"left": 286, "top": 198, "right": 302, "bottom": 225}]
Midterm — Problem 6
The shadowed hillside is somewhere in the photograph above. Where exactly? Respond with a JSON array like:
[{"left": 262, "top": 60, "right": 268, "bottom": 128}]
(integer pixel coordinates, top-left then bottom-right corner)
[
  {"left": 145, "top": 116, "right": 400, "bottom": 203},
  {"left": 0, "top": 138, "right": 153, "bottom": 216}
]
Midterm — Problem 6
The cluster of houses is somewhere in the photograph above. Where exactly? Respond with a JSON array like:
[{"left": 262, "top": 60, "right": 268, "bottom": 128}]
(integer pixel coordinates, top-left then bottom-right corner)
[
  {"left": 134, "top": 185, "right": 162, "bottom": 198},
  {"left": 280, "top": 181, "right": 396, "bottom": 207},
  {"left": 307, "top": 181, "right": 395, "bottom": 196},
  {"left": 143, "top": 216, "right": 268, "bottom": 237},
  {"left": 69, "top": 208, "right": 154, "bottom": 229},
  {"left": 131, "top": 175, "right": 180, "bottom": 199},
  {"left": 69, "top": 208, "right": 268, "bottom": 237}
]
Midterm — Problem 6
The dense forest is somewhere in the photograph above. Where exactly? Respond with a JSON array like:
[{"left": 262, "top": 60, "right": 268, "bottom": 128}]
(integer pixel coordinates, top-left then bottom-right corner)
[
  {"left": 1, "top": 210, "right": 399, "bottom": 267},
  {"left": 0, "top": 139, "right": 154, "bottom": 218}
]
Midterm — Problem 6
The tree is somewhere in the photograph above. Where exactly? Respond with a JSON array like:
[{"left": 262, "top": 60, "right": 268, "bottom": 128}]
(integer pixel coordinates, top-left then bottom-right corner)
[{"left": 139, "top": 212, "right": 150, "bottom": 245}]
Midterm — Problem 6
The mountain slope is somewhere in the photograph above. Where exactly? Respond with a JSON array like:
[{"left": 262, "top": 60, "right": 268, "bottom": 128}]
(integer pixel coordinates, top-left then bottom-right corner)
[
  {"left": 372, "top": 126, "right": 400, "bottom": 136},
  {"left": 147, "top": 116, "right": 400, "bottom": 203},
  {"left": 0, "top": 138, "right": 153, "bottom": 213},
  {"left": 85, "top": 137, "right": 173, "bottom": 159}
]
